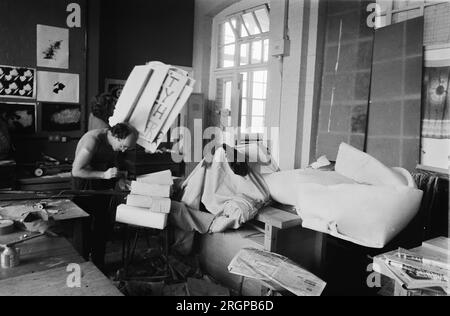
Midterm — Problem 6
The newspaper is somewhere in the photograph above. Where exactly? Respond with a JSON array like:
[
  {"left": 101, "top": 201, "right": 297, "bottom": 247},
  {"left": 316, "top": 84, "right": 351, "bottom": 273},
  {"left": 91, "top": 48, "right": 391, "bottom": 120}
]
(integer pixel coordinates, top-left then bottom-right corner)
[
  {"left": 381, "top": 248, "right": 450, "bottom": 293},
  {"left": 228, "top": 248, "right": 326, "bottom": 296}
]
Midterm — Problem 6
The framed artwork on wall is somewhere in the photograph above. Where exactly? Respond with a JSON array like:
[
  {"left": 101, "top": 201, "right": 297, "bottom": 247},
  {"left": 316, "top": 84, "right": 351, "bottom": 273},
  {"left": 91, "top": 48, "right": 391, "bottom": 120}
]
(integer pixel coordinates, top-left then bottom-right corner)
[
  {"left": 105, "top": 79, "right": 126, "bottom": 100},
  {"left": 0, "top": 65, "right": 36, "bottom": 99},
  {"left": 421, "top": 44, "right": 450, "bottom": 170},
  {"left": 0, "top": 102, "right": 37, "bottom": 135},
  {"left": 41, "top": 102, "right": 82, "bottom": 132}
]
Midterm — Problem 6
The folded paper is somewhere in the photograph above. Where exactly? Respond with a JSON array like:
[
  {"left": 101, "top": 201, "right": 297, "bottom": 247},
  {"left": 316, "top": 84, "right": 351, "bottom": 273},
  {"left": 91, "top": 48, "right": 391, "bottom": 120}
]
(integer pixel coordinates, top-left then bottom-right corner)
[
  {"left": 130, "top": 181, "right": 171, "bottom": 198},
  {"left": 126, "top": 194, "right": 171, "bottom": 214}
]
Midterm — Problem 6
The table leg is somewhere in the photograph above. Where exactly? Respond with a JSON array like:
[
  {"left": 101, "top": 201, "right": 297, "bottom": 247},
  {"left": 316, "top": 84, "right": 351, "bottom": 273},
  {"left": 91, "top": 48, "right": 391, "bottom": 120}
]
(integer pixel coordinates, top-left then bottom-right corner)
[
  {"left": 72, "top": 218, "right": 86, "bottom": 258},
  {"left": 264, "top": 224, "right": 279, "bottom": 252}
]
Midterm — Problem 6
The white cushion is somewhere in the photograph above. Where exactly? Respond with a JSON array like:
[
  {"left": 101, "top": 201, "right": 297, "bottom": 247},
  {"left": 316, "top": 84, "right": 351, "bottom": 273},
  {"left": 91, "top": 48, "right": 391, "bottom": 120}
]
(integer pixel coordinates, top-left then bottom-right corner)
[
  {"left": 263, "top": 169, "right": 355, "bottom": 206},
  {"left": 335, "top": 143, "right": 407, "bottom": 187},
  {"left": 297, "top": 183, "right": 423, "bottom": 248}
]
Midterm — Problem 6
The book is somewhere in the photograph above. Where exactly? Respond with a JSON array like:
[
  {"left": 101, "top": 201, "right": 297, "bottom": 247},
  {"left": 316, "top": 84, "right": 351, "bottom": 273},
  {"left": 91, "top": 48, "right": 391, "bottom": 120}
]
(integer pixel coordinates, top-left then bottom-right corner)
[
  {"left": 130, "top": 181, "right": 171, "bottom": 198},
  {"left": 116, "top": 204, "right": 168, "bottom": 230},
  {"left": 126, "top": 194, "right": 171, "bottom": 214},
  {"left": 136, "top": 170, "right": 173, "bottom": 185}
]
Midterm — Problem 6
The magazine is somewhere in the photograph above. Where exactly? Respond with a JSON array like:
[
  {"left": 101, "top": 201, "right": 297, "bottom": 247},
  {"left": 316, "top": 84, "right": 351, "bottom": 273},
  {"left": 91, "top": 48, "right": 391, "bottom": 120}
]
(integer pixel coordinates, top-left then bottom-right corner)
[{"left": 381, "top": 248, "right": 450, "bottom": 294}]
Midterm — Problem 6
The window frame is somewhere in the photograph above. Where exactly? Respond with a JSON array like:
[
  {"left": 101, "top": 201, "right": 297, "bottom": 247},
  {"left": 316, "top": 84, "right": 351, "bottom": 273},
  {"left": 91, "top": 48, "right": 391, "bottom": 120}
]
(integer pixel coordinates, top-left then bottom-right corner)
[
  {"left": 375, "top": 0, "right": 448, "bottom": 28},
  {"left": 210, "top": 2, "right": 271, "bottom": 144}
]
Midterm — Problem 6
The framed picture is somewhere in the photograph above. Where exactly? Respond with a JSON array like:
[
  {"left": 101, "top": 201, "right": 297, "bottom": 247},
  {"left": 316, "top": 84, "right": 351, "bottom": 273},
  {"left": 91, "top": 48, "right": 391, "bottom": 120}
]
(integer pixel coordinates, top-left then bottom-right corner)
[
  {"left": 0, "top": 102, "right": 37, "bottom": 135},
  {"left": 37, "top": 25, "right": 69, "bottom": 69},
  {"left": 421, "top": 44, "right": 450, "bottom": 170},
  {"left": 0, "top": 65, "right": 36, "bottom": 99},
  {"left": 41, "top": 103, "right": 82, "bottom": 132},
  {"left": 37, "top": 71, "right": 79, "bottom": 103},
  {"left": 105, "top": 79, "right": 126, "bottom": 100}
]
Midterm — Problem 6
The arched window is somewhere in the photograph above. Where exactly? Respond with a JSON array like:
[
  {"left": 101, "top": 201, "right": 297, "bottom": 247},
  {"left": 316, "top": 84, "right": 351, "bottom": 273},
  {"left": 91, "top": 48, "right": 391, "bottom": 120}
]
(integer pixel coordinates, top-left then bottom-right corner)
[{"left": 210, "top": 1, "right": 270, "bottom": 142}]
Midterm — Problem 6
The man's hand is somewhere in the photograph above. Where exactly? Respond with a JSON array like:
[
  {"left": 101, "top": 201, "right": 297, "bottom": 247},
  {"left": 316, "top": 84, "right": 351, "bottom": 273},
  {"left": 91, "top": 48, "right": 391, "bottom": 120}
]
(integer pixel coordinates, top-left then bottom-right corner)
[{"left": 103, "top": 167, "right": 119, "bottom": 179}]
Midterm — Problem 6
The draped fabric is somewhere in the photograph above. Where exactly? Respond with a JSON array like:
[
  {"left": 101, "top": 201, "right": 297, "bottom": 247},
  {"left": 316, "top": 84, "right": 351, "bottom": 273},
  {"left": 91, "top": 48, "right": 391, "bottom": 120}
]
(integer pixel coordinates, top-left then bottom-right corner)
[{"left": 422, "top": 66, "right": 450, "bottom": 139}]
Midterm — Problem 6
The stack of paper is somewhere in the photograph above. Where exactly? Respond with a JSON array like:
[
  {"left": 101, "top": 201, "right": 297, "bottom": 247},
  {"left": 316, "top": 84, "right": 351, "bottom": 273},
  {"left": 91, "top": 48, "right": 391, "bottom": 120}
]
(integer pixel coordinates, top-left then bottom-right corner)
[{"left": 116, "top": 170, "right": 173, "bottom": 230}]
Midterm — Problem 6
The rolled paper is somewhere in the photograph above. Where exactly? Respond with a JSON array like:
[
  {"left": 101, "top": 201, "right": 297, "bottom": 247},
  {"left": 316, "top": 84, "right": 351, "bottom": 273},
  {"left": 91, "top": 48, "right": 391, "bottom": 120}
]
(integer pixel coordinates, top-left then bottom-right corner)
[{"left": 116, "top": 204, "right": 168, "bottom": 230}]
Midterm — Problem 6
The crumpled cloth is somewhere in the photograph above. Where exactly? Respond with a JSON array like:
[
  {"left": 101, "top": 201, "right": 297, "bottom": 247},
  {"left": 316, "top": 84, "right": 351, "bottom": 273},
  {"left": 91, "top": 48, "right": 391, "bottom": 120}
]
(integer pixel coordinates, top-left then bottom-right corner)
[{"left": 179, "top": 147, "right": 270, "bottom": 233}]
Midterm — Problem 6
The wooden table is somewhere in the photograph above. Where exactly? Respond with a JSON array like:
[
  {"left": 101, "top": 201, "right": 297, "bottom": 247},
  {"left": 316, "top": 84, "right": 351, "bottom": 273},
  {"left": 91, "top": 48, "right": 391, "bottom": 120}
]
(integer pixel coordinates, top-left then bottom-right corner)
[
  {"left": 0, "top": 199, "right": 89, "bottom": 256},
  {"left": 374, "top": 237, "right": 450, "bottom": 296},
  {"left": 0, "top": 262, "right": 122, "bottom": 296},
  {"left": 0, "top": 235, "right": 122, "bottom": 296}
]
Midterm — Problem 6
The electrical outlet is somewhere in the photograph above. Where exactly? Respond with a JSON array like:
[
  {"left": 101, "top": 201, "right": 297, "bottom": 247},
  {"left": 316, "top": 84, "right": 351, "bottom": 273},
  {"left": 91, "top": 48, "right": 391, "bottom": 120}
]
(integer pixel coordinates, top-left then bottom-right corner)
[{"left": 271, "top": 39, "right": 290, "bottom": 57}]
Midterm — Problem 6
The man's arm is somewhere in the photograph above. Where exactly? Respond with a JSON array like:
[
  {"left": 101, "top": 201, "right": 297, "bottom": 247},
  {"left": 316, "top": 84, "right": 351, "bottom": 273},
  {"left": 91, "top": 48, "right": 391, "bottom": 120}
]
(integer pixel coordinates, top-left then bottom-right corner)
[{"left": 72, "top": 146, "right": 118, "bottom": 180}]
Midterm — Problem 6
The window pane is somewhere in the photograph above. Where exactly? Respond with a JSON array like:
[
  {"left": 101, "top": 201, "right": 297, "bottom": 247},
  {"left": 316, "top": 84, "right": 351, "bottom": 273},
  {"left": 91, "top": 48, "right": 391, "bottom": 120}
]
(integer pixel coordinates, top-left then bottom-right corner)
[
  {"left": 251, "top": 116, "right": 265, "bottom": 134},
  {"left": 240, "top": 17, "right": 249, "bottom": 37},
  {"left": 241, "top": 115, "right": 247, "bottom": 133},
  {"left": 220, "top": 22, "right": 236, "bottom": 45},
  {"left": 252, "top": 82, "right": 266, "bottom": 99},
  {"left": 224, "top": 81, "right": 232, "bottom": 110},
  {"left": 219, "top": 44, "right": 235, "bottom": 68},
  {"left": 240, "top": 43, "right": 250, "bottom": 66},
  {"left": 241, "top": 98, "right": 247, "bottom": 115},
  {"left": 252, "top": 100, "right": 265, "bottom": 116},
  {"left": 253, "top": 70, "right": 267, "bottom": 84},
  {"left": 251, "top": 40, "right": 263, "bottom": 64},
  {"left": 241, "top": 72, "right": 248, "bottom": 98},
  {"left": 254, "top": 8, "right": 270, "bottom": 33},
  {"left": 216, "top": 78, "right": 224, "bottom": 108},
  {"left": 242, "top": 12, "right": 261, "bottom": 35},
  {"left": 263, "top": 39, "right": 269, "bottom": 62},
  {"left": 230, "top": 17, "right": 237, "bottom": 29}
]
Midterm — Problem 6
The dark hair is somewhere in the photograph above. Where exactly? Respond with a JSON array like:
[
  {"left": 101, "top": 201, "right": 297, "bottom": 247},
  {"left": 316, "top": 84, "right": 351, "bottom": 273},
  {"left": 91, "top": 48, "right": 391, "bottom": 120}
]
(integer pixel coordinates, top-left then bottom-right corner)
[
  {"left": 91, "top": 93, "right": 116, "bottom": 122},
  {"left": 109, "top": 123, "right": 135, "bottom": 140},
  {"left": 203, "top": 144, "right": 250, "bottom": 177}
]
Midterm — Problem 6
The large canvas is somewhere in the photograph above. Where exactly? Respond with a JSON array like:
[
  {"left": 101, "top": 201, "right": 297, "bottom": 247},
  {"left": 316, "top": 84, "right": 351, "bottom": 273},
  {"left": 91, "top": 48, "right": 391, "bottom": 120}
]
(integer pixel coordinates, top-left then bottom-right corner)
[
  {"left": 37, "top": 25, "right": 69, "bottom": 69},
  {"left": 0, "top": 65, "right": 36, "bottom": 99},
  {"left": 37, "top": 71, "right": 79, "bottom": 103}
]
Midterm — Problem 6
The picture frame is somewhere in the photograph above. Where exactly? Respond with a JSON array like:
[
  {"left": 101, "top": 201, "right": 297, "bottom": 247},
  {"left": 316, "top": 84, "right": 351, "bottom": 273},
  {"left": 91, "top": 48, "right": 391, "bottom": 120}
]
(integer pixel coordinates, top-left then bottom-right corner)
[
  {"left": 0, "top": 102, "right": 37, "bottom": 135},
  {"left": 41, "top": 102, "right": 82, "bottom": 132},
  {"left": 0, "top": 65, "right": 36, "bottom": 100},
  {"left": 105, "top": 78, "right": 126, "bottom": 100}
]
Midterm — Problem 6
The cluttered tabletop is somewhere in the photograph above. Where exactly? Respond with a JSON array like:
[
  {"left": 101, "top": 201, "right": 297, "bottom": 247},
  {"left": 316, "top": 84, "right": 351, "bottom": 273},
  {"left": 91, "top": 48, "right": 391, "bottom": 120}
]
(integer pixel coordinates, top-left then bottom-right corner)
[{"left": 0, "top": 198, "right": 122, "bottom": 296}]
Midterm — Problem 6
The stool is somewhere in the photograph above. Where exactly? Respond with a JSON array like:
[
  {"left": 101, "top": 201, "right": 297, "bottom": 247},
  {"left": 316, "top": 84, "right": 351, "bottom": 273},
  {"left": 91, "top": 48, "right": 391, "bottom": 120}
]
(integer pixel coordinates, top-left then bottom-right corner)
[{"left": 120, "top": 223, "right": 170, "bottom": 281}]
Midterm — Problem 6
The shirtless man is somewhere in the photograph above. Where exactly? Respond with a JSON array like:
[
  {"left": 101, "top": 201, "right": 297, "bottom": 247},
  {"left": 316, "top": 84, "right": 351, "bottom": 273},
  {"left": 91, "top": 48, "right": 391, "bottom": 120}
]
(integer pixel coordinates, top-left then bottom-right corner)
[{"left": 72, "top": 123, "right": 138, "bottom": 269}]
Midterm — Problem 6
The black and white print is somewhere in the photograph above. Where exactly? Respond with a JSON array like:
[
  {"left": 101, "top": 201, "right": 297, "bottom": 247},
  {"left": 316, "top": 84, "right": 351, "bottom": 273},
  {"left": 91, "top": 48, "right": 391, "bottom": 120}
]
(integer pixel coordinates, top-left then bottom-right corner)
[
  {"left": 37, "top": 71, "right": 79, "bottom": 103},
  {"left": 0, "top": 102, "right": 36, "bottom": 135},
  {"left": 0, "top": 66, "right": 36, "bottom": 99},
  {"left": 37, "top": 25, "right": 69, "bottom": 69},
  {"left": 41, "top": 103, "right": 81, "bottom": 132}
]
